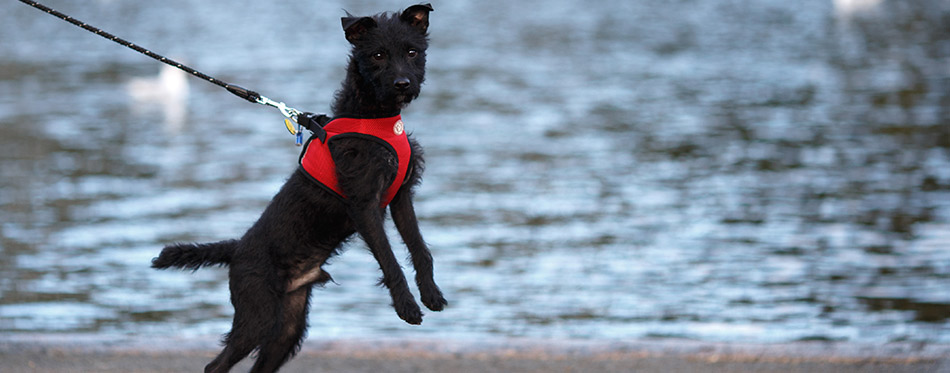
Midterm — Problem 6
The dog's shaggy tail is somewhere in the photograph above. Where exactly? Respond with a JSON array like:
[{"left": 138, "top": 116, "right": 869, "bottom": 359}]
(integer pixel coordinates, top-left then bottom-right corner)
[{"left": 151, "top": 239, "right": 237, "bottom": 270}]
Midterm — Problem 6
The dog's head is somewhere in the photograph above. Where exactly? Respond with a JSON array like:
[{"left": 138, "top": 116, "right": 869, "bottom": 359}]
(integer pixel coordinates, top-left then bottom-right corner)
[{"left": 342, "top": 3, "right": 433, "bottom": 110}]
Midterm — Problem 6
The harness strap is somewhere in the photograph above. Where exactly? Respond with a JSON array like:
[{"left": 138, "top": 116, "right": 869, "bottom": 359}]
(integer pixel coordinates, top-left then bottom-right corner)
[{"left": 299, "top": 116, "right": 411, "bottom": 207}]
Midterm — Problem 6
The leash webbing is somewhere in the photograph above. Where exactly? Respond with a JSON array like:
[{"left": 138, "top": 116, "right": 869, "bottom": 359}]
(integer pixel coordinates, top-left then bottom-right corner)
[{"left": 18, "top": 0, "right": 315, "bottom": 136}]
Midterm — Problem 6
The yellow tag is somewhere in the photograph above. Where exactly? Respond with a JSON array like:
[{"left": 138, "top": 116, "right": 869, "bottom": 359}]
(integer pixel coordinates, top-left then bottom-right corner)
[{"left": 284, "top": 119, "right": 296, "bottom": 135}]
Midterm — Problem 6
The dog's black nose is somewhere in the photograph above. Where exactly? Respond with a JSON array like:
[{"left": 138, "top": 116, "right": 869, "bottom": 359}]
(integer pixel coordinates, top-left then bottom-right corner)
[{"left": 394, "top": 78, "right": 410, "bottom": 91}]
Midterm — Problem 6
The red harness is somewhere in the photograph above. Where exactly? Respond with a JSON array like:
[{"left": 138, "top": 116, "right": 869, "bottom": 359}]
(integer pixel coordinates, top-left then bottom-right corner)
[{"left": 298, "top": 115, "right": 411, "bottom": 207}]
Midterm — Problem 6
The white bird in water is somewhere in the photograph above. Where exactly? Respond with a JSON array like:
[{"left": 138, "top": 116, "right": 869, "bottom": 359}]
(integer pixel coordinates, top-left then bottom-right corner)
[
  {"left": 833, "top": 0, "right": 882, "bottom": 19},
  {"left": 127, "top": 62, "right": 190, "bottom": 132}
]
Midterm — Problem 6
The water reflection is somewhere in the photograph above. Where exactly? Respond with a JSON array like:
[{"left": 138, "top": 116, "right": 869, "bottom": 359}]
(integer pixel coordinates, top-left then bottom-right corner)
[{"left": 1, "top": 0, "right": 948, "bottom": 343}]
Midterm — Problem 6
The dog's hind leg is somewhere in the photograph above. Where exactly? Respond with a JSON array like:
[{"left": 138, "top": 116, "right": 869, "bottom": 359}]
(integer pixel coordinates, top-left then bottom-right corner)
[
  {"left": 286, "top": 264, "right": 333, "bottom": 293},
  {"left": 204, "top": 331, "right": 258, "bottom": 373},
  {"left": 205, "top": 261, "right": 284, "bottom": 373},
  {"left": 249, "top": 286, "right": 312, "bottom": 373}
]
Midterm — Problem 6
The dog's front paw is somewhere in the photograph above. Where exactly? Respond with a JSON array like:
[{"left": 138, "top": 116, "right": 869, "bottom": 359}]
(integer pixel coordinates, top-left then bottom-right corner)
[
  {"left": 395, "top": 299, "right": 423, "bottom": 325},
  {"left": 421, "top": 286, "right": 447, "bottom": 312}
]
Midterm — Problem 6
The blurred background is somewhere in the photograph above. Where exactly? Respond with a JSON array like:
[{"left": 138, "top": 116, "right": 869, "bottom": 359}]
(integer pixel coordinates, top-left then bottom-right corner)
[{"left": 1, "top": 0, "right": 948, "bottom": 344}]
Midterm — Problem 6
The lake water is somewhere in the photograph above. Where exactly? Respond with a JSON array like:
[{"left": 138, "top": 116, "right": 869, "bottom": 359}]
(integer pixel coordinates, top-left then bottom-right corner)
[{"left": 2, "top": 0, "right": 949, "bottom": 345}]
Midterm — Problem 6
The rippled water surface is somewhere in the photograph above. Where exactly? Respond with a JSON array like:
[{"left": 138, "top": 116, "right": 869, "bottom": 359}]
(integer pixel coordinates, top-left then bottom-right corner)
[{"left": 2, "top": 0, "right": 949, "bottom": 344}]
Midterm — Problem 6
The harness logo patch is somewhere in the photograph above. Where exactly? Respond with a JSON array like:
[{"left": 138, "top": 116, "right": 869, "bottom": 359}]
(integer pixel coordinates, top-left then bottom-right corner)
[{"left": 393, "top": 120, "right": 405, "bottom": 135}]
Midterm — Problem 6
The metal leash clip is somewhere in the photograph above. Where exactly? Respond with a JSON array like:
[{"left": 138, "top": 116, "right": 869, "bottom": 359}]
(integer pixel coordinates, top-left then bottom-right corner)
[
  {"left": 257, "top": 95, "right": 302, "bottom": 121},
  {"left": 257, "top": 95, "right": 306, "bottom": 145}
]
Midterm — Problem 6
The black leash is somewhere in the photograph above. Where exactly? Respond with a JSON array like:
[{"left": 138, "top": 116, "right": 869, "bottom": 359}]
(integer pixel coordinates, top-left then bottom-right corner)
[{"left": 19, "top": 0, "right": 329, "bottom": 144}]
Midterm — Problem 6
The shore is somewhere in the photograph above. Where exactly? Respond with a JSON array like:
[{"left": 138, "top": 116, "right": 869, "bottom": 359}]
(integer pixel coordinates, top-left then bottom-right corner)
[{"left": 1, "top": 335, "right": 947, "bottom": 372}]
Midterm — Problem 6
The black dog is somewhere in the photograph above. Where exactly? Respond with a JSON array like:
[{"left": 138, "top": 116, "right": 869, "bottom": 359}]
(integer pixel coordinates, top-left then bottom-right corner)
[{"left": 152, "top": 4, "right": 445, "bottom": 372}]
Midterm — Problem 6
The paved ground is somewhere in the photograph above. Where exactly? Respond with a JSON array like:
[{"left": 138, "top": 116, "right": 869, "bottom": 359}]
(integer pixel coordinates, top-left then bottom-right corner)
[{"left": 1, "top": 335, "right": 947, "bottom": 372}]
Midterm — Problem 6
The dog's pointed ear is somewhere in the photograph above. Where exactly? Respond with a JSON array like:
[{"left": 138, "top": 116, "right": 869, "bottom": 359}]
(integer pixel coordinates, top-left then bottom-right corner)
[
  {"left": 400, "top": 3, "right": 433, "bottom": 34},
  {"left": 342, "top": 16, "right": 378, "bottom": 43}
]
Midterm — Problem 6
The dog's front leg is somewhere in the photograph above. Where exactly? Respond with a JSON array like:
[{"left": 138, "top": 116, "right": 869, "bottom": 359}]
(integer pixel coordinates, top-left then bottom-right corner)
[
  {"left": 390, "top": 187, "right": 447, "bottom": 312},
  {"left": 333, "top": 140, "right": 423, "bottom": 325},
  {"left": 347, "top": 200, "right": 423, "bottom": 325}
]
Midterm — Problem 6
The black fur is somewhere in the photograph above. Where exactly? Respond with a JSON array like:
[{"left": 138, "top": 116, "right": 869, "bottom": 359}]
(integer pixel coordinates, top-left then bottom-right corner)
[
  {"left": 151, "top": 239, "right": 235, "bottom": 270},
  {"left": 151, "top": 4, "right": 444, "bottom": 372}
]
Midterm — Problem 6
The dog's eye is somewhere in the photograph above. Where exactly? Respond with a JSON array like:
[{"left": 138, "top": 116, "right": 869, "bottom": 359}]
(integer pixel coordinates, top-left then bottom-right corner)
[
  {"left": 372, "top": 52, "right": 386, "bottom": 61},
  {"left": 407, "top": 49, "right": 418, "bottom": 58}
]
